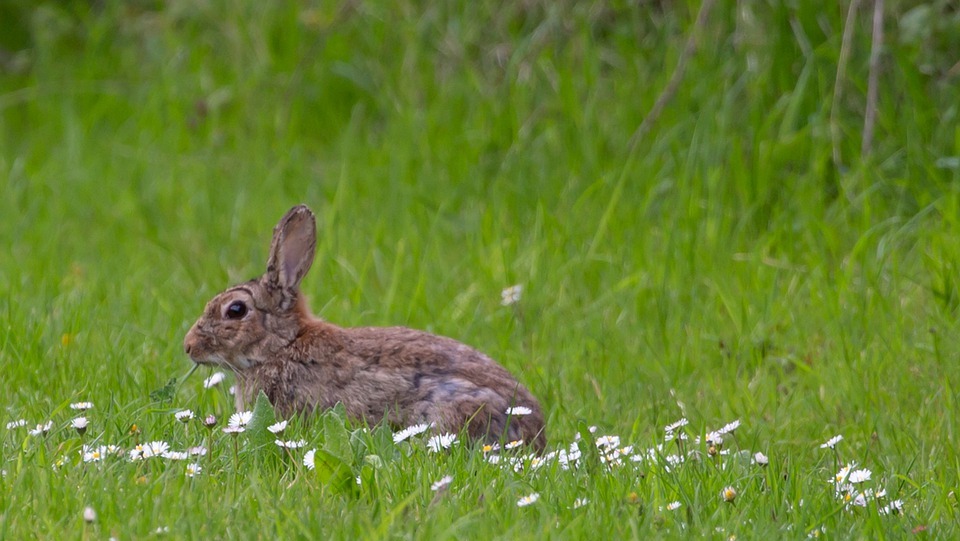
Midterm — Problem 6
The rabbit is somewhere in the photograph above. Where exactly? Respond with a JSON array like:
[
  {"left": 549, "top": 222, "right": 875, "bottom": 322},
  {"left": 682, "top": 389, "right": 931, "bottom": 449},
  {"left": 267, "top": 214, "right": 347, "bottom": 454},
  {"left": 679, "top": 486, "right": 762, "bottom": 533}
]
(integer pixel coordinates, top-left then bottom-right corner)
[{"left": 184, "top": 205, "right": 546, "bottom": 451}]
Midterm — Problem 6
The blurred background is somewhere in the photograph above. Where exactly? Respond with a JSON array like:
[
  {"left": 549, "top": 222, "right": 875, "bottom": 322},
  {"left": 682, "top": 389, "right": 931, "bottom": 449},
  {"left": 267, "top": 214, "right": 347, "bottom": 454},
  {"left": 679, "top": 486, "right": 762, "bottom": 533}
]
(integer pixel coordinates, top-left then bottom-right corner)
[{"left": 1, "top": 0, "right": 959, "bottom": 435}]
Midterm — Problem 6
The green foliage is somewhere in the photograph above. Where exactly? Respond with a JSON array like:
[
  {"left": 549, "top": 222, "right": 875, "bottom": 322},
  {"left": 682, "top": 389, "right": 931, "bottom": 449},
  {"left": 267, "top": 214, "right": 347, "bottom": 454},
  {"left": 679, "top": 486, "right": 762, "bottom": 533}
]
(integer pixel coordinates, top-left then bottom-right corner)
[{"left": 1, "top": 0, "right": 959, "bottom": 538}]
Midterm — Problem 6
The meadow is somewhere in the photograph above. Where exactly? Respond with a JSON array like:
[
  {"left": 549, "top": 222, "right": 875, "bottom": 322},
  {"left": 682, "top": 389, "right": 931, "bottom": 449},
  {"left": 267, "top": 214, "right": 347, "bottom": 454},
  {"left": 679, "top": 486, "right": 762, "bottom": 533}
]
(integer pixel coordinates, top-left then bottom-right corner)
[{"left": 1, "top": 0, "right": 959, "bottom": 538}]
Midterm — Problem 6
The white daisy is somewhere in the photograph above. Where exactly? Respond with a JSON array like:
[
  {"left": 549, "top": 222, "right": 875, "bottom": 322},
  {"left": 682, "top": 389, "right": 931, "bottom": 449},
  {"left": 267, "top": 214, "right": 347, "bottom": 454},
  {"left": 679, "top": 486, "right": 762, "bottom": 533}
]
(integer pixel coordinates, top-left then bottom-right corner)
[
  {"left": 718, "top": 419, "right": 741, "bottom": 434},
  {"left": 501, "top": 284, "right": 522, "bottom": 306},
  {"left": 595, "top": 435, "right": 620, "bottom": 449},
  {"left": 879, "top": 499, "right": 904, "bottom": 515},
  {"left": 392, "top": 423, "right": 432, "bottom": 443},
  {"left": 70, "top": 402, "right": 94, "bottom": 411},
  {"left": 275, "top": 439, "right": 307, "bottom": 449},
  {"left": 506, "top": 406, "right": 533, "bottom": 416},
  {"left": 504, "top": 440, "right": 524, "bottom": 450},
  {"left": 572, "top": 497, "right": 589, "bottom": 509},
  {"left": 141, "top": 441, "right": 170, "bottom": 459},
  {"left": 203, "top": 372, "right": 226, "bottom": 388},
  {"left": 267, "top": 420, "right": 288, "bottom": 434},
  {"left": 128, "top": 444, "right": 145, "bottom": 461},
  {"left": 187, "top": 446, "right": 208, "bottom": 456},
  {"left": 6, "top": 419, "right": 27, "bottom": 430},
  {"left": 303, "top": 449, "right": 316, "bottom": 470},
  {"left": 71, "top": 417, "right": 89, "bottom": 430},
  {"left": 82, "top": 445, "right": 105, "bottom": 463},
  {"left": 431, "top": 475, "right": 453, "bottom": 492},
  {"left": 848, "top": 469, "right": 872, "bottom": 484},
  {"left": 426, "top": 433, "right": 457, "bottom": 452},
  {"left": 820, "top": 434, "right": 843, "bottom": 449},
  {"left": 721, "top": 486, "right": 737, "bottom": 503},
  {"left": 666, "top": 501, "right": 682, "bottom": 511},
  {"left": 664, "top": 418, "right": 688, "bottom": 433},
  {"left": 174, "top": 410, "right": 194, "bottom": 422},
  {"left": 185, "top": 463, "right": 202, "bottom": 477},
  {"left": 753, "top": 452, "right": 769, "bottom": 466},
  {"left": 28, "top": 421, "right": 54, "bottom": 436},
  {"left": 227, "top": 411, "right": 253, "bottom": 428},
  {"left": 222, "top": 425, "right": 245, "bottom": 434},
  {"left": 83, "top": 506, "right": 96, "bottom": 523},
  {"left": 516, "top": 492, "right": 540, "bottom": 507},
  {"left": 162, "top": 451, "right": 190, "bottom": 461}
]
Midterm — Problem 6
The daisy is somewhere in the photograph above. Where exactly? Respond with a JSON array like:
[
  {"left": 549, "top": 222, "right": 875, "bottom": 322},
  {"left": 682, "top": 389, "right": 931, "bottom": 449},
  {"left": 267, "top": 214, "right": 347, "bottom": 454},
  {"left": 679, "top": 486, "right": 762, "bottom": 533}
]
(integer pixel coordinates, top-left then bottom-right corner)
[
  {"left": 834, "top": 463, "right": 855, "bottom": 484},
  {"left": 426, "top": 433, "right": 457, "bottom": 452},
  {"left": 718, "top": 419, "right": 741, "bottom": 434},
  {"left": 303, "top": 449, "right": 316, "bottom": 470},
  {"left": 481, "top": 443, "right": 500, "bottom": 454},
  {"left": 83, "top": 506, "right": 96, "bottom": 523},
  {"left": 222, "top": 425, "right": 245, "bottom": 434},
  {"left": 666, "top": 501, "right": 682, "bottom": 511},
  {"left": 848, "top": 469, "right": 872, "bottom": 484},
  {"left": 82, "top": 446, "right": 105, "bottom": 463},
  {"left": 6, "top": 419, "right": 27, "bottom": 430},
  {"left": 174, "top": 410, "right": 194, "bottom": 422},
  {"left": 128, "top": 444, "right": 145, "bottom": 461},
  {"left": 665, "top": 418, "right": 688, "bottom": 433},
  {"left": 431, "top": 475, "right": 453, "bottom": 492},
  {"left": 267, "top": 420, "right": 288, "bottom": 434},
  {"left": 595, "top": 435, "right": 620, "bottom": 449},
  {"left": 572, "top": 497, "right": 589, "bottom": 509},
  {"left": 28, "top": 421, "right": 54, "bottom": 436},
  {"left": 501, "top": 284, "right": 522, "bottom": 306},
  {"left": 185, "top": 463, "right": 202, "bottom": 477},
  {"left": 203, "top": 372, "right": 226, "bottom": 388},
  {"left": 516, "top": 492, "right": 540, "bottom": 507},
  {"left": 162, "top": 451, "right": 190, "bottom": 460},
  {"left": 879, "top": 499, "right": 904, "bottom": 515},
  {"left": 504, "top": 440, "right": 524, "bottom": 450},
  {"left": 721, "top": 486, "right": 737, "bottom": 503},
  {"left": 275, "top": 439, "right": 307, "bottom": 449},
  {"left": 506, "top": 406, "right": 533, "bottom": 416},
  {"left": 187, "top": 446, "right": 208, "bottom": 456},
  {"left": 203, "top": 415, "right": 218, "bottom": 428},
  {"left": 392, "top": 423, "right": 432, "bottom": 443},
  {"left": 70, "top": 402, "right": 94, "bottom": 411},
  {"left": 227, "top": 411, "right": 253, "bottom": 428},
  {"left": 141, "top": 441, "right": 170, "bottom": 459},
  {"left": 820, "top": 435, "right": 843, "bottom": 449},
  {"left": 71, "top": 417, "right": 89, "bottom": 435},
  {"left": 753, "top": 452, "right": 769, "bottom": 466}
]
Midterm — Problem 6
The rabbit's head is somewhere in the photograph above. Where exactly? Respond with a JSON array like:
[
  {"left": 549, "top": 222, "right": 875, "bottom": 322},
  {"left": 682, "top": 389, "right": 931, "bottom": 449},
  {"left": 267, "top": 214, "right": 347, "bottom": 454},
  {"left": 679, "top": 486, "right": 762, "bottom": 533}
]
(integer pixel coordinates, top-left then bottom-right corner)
[{"left": 183, "top": 205, "right": 317, "bottom": 371}]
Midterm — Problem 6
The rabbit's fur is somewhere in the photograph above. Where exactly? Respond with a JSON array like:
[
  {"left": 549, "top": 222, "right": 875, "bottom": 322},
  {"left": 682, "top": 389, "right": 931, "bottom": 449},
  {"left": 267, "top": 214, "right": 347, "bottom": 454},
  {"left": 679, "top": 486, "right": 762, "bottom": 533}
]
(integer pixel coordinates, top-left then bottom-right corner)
[{"left": 184, "top": 205, "right": 546, "bottom": 450}]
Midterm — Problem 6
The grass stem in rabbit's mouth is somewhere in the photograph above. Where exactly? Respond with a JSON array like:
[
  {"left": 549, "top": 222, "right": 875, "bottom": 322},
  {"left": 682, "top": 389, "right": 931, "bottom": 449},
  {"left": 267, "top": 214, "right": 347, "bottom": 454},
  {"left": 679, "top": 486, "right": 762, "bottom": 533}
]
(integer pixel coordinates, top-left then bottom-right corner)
[{"left": 175, "top": 363, "right": 200, "bottom": 395}]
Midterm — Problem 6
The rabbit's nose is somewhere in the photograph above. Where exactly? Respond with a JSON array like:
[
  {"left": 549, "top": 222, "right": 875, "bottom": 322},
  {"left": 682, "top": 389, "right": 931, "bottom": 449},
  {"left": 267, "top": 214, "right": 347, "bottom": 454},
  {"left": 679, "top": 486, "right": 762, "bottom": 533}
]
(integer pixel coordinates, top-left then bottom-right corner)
[{"left": 184, "top": 327, "right": 198, "bottom": 356}]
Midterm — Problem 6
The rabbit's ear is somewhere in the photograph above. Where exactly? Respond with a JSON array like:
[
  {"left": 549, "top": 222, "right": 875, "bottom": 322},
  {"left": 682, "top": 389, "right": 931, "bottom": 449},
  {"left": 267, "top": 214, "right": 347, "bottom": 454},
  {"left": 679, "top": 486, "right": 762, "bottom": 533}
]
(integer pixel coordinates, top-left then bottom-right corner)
[{"left": 265, "top": 205, "right": 316, "bottom": 305}]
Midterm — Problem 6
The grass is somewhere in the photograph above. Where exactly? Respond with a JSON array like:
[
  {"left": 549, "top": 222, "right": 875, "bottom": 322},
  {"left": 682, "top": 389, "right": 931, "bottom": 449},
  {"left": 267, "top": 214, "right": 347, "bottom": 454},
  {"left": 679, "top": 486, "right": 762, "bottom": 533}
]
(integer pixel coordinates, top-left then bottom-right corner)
[{"left": 1, "top": 0, "right": 960, "bottom": 538}]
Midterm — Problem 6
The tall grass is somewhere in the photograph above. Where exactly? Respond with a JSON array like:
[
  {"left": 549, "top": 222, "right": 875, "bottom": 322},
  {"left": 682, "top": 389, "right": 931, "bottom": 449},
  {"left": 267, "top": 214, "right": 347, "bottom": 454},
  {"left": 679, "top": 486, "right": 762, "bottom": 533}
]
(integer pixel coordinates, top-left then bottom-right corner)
[{"left": 1, "top": 0, "right": 959, "bottom": 537}]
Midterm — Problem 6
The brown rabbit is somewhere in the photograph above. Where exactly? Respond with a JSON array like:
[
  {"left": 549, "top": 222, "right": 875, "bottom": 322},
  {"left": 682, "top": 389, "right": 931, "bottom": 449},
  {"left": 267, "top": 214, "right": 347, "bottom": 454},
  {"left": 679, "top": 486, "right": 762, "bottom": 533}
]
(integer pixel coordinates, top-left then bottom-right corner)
[{"left": 184, "top": 205, "right": 546, "bottom": 450}]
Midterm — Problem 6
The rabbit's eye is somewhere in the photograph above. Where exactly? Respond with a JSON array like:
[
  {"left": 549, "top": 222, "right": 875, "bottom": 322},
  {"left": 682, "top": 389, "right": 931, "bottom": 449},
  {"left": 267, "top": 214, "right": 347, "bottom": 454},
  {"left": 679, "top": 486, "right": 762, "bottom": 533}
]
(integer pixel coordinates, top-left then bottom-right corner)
[{"left": 225, "top": 301, "right": 248, "bottom": 319}]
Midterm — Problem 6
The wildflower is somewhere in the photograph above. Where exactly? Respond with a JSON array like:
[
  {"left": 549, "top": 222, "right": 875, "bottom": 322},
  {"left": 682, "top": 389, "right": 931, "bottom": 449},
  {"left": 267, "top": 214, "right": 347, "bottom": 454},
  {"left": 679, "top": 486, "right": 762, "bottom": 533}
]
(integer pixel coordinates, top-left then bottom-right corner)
[
  {"left": 82, "top": 445, "right": 105, "bottom": 463},
  {"left": 834, "top": 463, "right": 855, "bottom": 484},
  {"left": 203, "top": 372, "right": 226, "bottom": 388},
  {"left": 664, "top": 418, "right": 688, "bottom": 433},
  {"left": 753, "top": 452, "right": 769, "bottom": 466},
  {"left": 595, "top": 435, "right": 620, "bottom": 449},
  {"left": 704, "top": 431, "right": 723, "bottom": 445},
  {"left": 303, "top": 449, "right": 316, "bottom": 470},
  {"left": 229, "top": 385, "right": 236, "bottom": 395},
  {"left": 718, "top": 419, "right": 741, "bottom": 434},
  {"left": 267, "top": 420, "right": 288, "bottom": 434},
  {"left": 481, "top": 444, "right": 500, "bottom": 454},
  {"left": 517, "top": 492, "right": 540, "bottom": 507},
  {"left": 162, "top": 451, "right": 190, "bottom": 461},
  {"left": 128, "top": 444, "right": 145, "bottom": 461},
  {"left": 504, "top": 440, "right": 524, "bottom": 450},
  {"left": 721, "top": 486, "right": 737, "bottom": 503},
  {"left": 666, "top": 501, "right": 682, "bottom": 511},
  {"left": 187, "top": 446, "right": 207, "bottom": 456},
  {"left": 227, "top": 411, "right": 252, "bottom": 428},
  {"left": 174, "top": 410, "right": 194, "bottom": 422},
  {"left": 222, "top": 425, "right": 245, "bottom": 434},
  {"left": 501, "top": 284, "right": 522, "bottom": 306},
  {"left": 427, "top": 433, "right": 457, "bottom": 452},
  {"left": 71, "top": 417, "right": 89, "bottom": 435},
  {"left": 29, "top": 421, "right": 53, "bottom": 436},
  {"left": 83, "top": 506, "right": 96, "bottom": 523},
  {"left": 572, "top": 497, "right": 589, "bottom": 509},
  {"left": 506, "top": 406, "right": 533, "bottom": 416},
  {"left": 431, "top": 475, "right": 453, "bottom": 492},
  {"left": 185, "top": 463, "right": 202, "bottom": 477},
  {"left": 275, "top": 439, "right": 307, "bottom": 449},
  {"left": 820, "top": 435, "right": 843, "bottom": 449},
  {"left": 392, "top": 423, "right": 431, "bottom": 443},
  {"left": 848, "top": 469, "right": 872, "bottom": 484},
  {"left": 203, "top": 415, "right": 217, "bottom": 428},
  {"left": 879, "top": 499, "right": 904, "bottom": 515},
  {"left": 70, "top": 402, "right": 94, "bottom": 411},
  {"left": 141, "top": 441, "right": 170, "bottom": 459},
  {"left": 6, "top": 419, "right": 27, "bottom": 430},
  {"left": 105, "top": 444, "right": 122, "bottom": 456}
]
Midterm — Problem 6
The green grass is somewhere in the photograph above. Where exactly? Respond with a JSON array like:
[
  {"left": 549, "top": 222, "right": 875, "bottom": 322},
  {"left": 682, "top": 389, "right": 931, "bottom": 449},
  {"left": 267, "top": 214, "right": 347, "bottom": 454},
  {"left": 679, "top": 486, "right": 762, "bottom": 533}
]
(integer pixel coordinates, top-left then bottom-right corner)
[{"left": 2, "top": 0, "right": 960, "bottom": 538}]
